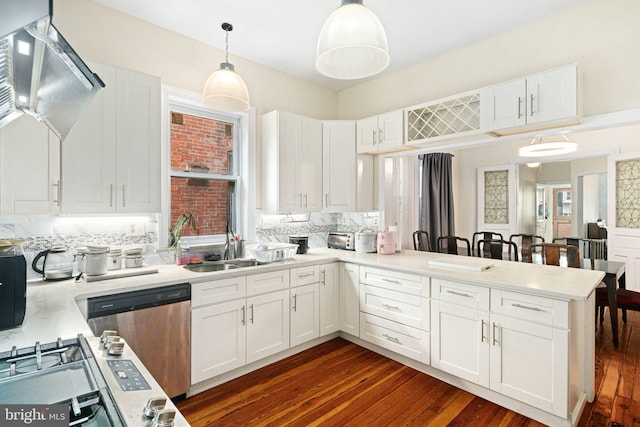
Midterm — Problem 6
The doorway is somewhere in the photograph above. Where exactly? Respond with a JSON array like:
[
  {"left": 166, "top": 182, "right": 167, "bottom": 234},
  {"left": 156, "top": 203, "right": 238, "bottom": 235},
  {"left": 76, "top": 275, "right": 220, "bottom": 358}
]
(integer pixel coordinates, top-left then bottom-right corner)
[{"left": 553, "top": 187, "right": 572, "bottom": 239}]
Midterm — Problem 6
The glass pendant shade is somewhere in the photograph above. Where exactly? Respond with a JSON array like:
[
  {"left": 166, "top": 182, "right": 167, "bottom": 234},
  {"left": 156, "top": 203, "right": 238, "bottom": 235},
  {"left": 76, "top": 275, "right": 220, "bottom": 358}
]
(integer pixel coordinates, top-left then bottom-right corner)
[
  {"left": 316, "top": 0, "right": 390, "bottom": 80},
  {"left": 202, "top": 62, "right": 250, "bottom": 112},
  {"left": 518, "top": 135, "right": 577, "bottom": 157}
]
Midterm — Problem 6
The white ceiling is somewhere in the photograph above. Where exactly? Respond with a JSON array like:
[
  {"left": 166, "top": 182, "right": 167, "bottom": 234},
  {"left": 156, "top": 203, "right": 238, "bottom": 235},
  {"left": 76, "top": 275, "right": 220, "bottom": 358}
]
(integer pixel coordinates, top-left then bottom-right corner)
[{"left": 92, "top": 0, "right": 592, "bottom": 91}]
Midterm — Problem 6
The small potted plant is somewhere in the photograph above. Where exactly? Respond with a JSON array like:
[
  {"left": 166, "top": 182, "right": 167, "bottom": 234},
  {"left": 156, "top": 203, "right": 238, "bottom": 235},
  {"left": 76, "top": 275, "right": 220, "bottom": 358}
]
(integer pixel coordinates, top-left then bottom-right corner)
[{"left": 169, "top": 212, "right": 198, "bottom": 263}]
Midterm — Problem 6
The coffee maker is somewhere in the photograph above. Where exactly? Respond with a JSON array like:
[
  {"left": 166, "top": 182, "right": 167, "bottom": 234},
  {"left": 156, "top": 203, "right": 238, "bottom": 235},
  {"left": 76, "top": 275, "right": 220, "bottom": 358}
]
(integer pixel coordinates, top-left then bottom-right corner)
[{"left": 0, "top": 252, "right": 27, "bottom": 330}]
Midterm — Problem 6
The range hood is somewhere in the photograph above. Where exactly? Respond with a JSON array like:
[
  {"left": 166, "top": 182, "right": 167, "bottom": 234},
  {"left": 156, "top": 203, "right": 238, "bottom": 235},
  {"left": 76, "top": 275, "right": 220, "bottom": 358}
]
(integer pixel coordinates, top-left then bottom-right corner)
[{"left": 0, "top": 0, "right": 104, "bottom": 140}]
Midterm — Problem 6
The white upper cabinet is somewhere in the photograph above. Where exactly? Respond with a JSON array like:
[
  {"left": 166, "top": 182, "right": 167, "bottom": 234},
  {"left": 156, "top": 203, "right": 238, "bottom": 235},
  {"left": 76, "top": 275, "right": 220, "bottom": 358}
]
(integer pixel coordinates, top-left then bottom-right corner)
[
  {"left": 262, "top": 110, "right": 322, "bottom": 213},
  {"left": 61, "top": 62, "right": 160, "bottom": 213},
  {"left": 356, "top": 110, "right": 404, "bottom": 154},
  {"left": 322, "top": 121, "right": 374, "bottom": 212},
  {"left": 481, "top": 64, "right": 579, "bottom": 135},
  {"left": 0, "top": 115, "right": 60, "bottom": 214}
]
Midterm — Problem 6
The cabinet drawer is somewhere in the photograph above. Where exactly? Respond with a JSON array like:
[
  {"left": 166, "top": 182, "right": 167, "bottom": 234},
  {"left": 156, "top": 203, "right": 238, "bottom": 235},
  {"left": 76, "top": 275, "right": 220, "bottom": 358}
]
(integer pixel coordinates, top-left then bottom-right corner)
[
  {"left": 359, "top": 284, "right": 429, "bottom": 330},
  {"left": 359, "top": 313, "right": 429, "bottom": 364},
  {"left": 491, "top": 290, "right": 569, "bottom": 328},
  {"left": 431, "top": 279, "right": 489, "bottom": 311},
  {"left": 246, "top": 269, "right": 290, "bottom": 296},
  {"left": 360, "top": 266, "right": 429, "bottom": 297},
  {"left": 290, "top": 265, "right": 320, "bottom": 287},
  {"left": 192, "top": 276, "right": 247, "bottom": 308}
]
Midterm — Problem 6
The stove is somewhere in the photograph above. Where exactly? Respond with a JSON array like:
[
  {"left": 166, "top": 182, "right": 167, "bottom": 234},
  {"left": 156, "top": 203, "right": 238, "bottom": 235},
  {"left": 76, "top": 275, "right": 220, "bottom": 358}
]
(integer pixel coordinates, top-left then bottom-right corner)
[{"left": 0, "top": 335, "right": 124, "bottom": 426}]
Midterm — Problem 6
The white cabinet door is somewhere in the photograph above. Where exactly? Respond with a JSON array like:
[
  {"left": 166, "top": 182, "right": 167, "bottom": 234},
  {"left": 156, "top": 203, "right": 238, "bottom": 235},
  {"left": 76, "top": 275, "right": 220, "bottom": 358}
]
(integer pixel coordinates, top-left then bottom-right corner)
[
  {"left": 489, "top": 314, "right": 569, "bottom": 417},
  {"left": 377, "top": 110, "right": 404, "bottom": 151},
  {"left": 299, "top": 116, "right": 323, "bottom": 211},
  {"left": 356, "top": 116, "right": 378, "bottom": 154},
  {"left": 339, "top": 263, "right": 360, "bottom": 336},
  {"left": 275, "top": 110, "right": 300, "bottom": 212},
  {"left": 322, "top": 121, "right": 356, "bottom": 212},
  {"left": 290, "top": 283, "right": 320, "bottom": 347},
  {"left": 246, "top": 290, "right": 290, "bottom": 363},
  {"left": 62, "top": 63, "right": 160, "bottom": 213},
  {"left": 61, "top": 62, "right": 117, "bottom": 213},
  {"left": 526, "top": 66, "right": 578, "bottom": 125},
  {"left": 320, "top": 263, "right": 340, "bottom": 336},
  {"left": 431, "top": 300, "right": 490, "bottom": 387},
  {"left": 115, "top": 69, "right": 161, "bottom": 212},
  {"left": 191, "top": 299, "right": 246, "bottom": 383},
  {"left": 0, "top": 115, "right": 60, "bottom": 214},
  {"left": 480, "top": 78, "right": 527, "bottom": 131}
]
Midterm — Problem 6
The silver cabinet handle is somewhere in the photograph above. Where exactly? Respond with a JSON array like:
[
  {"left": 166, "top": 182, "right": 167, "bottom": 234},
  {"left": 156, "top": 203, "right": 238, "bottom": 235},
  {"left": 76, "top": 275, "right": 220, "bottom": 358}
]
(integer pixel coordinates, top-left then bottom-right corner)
[
  {"left": 382, "top": 333, "right": 400, "bottom": 344},
  {"left": 325, "top": 193, "right": 328, "bottom": 208},
  {"left": 446, "top": 289, "right": 472, "bottom": 298},
  {"left": 530, "top": 93, "right": 534, "bottom": 116},
  {"left": 382, "top": 278, "right": 401, "bottom": 284},
  {"left": 378, "top": 127, "right": 383, "bottom": 143},
  {"left": 52, "top": 180, "right": 61, "bottom": 206},
  {"left": 320, "top": 270, "right": 326, "bottom": 285},
  {"left": 517, "top": 96, "right": 523, "bottom": 119},
  {"left": 292, "top": 294, "right": 297, "bottom": 312},
  {"left": 304, "top": 193, "right": 308, "bottom": 208},
  {"left": 250, "top": 304, "right": 254, "bottom": 324},
  {"left": 481, "top": 320, "right": 487, "bottom": 343},
  {"left": 241, "top": 305, "right": 246, "bottom": 325},
  {"left": 109, "top": 184, "right": 113, "bottom": 207},
  {"left": 298, "top": 272, "right": 315, "bottom": 278},
  {"left": 382, "top": 304, "right": 400, "bottom": 311},
  {"left": 512, "top": 303, "right": 543, "bottom": 312},
  {"left": 122, "top": 184, "right": 126, "bottom": 208},
  {"left": 372, "top": 129, "right": 376, "bottom": 144},
  {"left": 492, "top": 322, "right": 500, "bottom": 346}
]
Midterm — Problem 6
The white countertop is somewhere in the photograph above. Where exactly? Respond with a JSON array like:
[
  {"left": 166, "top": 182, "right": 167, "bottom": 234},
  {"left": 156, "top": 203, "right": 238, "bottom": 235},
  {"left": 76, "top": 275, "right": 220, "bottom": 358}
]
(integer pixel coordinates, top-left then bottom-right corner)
[{"left": 1, "top": 248, "right": 604, "bottom": 350}]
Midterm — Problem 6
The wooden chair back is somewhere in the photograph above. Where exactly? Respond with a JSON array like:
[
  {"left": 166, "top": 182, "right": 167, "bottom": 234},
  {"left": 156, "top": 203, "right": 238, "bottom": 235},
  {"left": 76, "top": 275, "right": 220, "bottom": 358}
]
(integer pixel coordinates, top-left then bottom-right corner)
[
  {"left": 413, "top": 230, "right": 432, "bottom": 252},
  {"left": 526, "top": 243, "right": 581, "bottom": 268},
  {"left": 476, "top": 239, "right": 519, "bottom": 261},
  {"left": 509, "top": 233, "right": 544, "bottom": 261},
  {"left": 472, "top": 231, "right": 504, "bottom": 249},
  {"left": 436, "top": 236, "right": 471, "bottom": 256}
]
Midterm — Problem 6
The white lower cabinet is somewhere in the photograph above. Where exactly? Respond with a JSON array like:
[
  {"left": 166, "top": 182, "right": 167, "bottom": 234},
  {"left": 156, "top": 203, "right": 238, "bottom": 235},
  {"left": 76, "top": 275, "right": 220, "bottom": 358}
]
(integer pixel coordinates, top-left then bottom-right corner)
[
  {"left": 191, "top": 271, "right": 289, "bottom": 384},
  {"left": 431, "top": 278, "right": 570, "bottom": 418},
  {"left": 339, "top": 263, "right": 360, "bottom": 336},
  {"left": 290, "top": 283, "right": 319, "bottom": 347},
  {"left": 191, "top": 299, "right": 246, "bottom": 383},
  {"left": 247, "top": 290, "right": 290, "bottom": 363},
  {"left": 319, "top": 263, "right": 340, "bottom": 336}
]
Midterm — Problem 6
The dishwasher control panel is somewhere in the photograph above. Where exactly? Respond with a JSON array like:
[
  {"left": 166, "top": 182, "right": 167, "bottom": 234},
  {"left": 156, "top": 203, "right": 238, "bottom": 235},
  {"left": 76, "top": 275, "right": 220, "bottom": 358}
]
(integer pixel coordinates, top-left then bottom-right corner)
[{"left": 107, "top": 359, "right": 152, "bottom": 391}]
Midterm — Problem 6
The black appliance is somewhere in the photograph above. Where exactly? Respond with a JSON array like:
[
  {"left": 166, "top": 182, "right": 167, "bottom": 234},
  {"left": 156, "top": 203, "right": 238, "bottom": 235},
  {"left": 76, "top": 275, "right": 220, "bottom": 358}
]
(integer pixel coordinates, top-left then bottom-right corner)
[{"left": 0, "top": 254, "right": 27, "bottom": 330}]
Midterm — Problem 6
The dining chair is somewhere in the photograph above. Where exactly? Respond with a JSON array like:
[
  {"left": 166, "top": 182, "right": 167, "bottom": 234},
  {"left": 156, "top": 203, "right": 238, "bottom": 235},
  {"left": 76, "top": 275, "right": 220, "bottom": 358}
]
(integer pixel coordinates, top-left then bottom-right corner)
[
  {"left": 596, "top": 288, "right": 640, "bottom": 325},
  {"left": 436, "top": 236, "right": 471, "bottom": 256},
  {"left": 413, "top": 230, "right": 432, "bottom": 252},
  {"left": 508, "top": 233, "right": 544, "bottom": 261},
  {"left": 526, "top": 243, "right": 581, "bottom": 268},
  {"left": 476, "top": 239, "right": 519, "bottom": 261},
  {"left": 472, "top": 231, "right": 503, "bottom": 255}
]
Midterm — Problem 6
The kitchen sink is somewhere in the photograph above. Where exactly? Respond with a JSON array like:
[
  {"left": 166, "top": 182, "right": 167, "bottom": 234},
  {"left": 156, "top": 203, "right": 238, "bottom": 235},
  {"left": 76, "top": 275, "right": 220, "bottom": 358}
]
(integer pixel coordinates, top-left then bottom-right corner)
[{"left": 183, "top": 259, "right": 259, "bottom": 272}]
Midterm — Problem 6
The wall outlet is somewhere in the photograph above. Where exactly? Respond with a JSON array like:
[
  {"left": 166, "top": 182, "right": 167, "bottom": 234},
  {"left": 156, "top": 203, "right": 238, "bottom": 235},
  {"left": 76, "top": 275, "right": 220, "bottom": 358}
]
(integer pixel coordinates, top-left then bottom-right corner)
[
  {"left": 373, "top": 217, "right": 379, "bottom": 226},
  {"left": 342, "top": 216, "right": 347, "bottom": 225}
]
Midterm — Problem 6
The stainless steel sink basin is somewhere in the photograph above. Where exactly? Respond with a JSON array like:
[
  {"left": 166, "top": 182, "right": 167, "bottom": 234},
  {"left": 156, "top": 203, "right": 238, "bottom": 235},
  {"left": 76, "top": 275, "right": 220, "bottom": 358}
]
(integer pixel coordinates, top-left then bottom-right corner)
[{"left": 183, "top": 259, "right": 258, "bottom": 272}]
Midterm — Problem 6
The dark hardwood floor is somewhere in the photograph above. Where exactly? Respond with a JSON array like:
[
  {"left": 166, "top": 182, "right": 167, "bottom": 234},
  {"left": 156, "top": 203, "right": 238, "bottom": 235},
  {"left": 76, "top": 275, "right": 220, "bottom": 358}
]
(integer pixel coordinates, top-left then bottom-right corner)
[{"left": 177, "top": 310, "right": 640, "bottom": 426}]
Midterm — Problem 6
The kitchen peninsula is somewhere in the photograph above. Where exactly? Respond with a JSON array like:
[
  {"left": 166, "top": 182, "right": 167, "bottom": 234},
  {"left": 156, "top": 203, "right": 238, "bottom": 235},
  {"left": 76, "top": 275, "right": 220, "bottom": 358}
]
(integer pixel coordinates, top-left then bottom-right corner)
[{"left": 0, "top": 249, "right": 603, "bottom": 427}]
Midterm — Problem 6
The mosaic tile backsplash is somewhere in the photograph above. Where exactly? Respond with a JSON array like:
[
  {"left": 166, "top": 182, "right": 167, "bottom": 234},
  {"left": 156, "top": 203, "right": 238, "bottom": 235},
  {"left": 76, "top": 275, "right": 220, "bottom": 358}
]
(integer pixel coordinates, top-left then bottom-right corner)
[
  {"left": 484, "top": 170, "right": 509, "bottom": 224},
  {"left": 616, "top": 158, "right": 640, "bottom": 228}
]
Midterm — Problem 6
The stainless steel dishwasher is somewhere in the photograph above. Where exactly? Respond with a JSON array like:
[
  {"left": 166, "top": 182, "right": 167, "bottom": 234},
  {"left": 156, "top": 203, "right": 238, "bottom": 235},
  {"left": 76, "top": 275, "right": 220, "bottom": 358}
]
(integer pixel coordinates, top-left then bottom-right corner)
[{"left": 87, "top": 282, "right": 191, "bottom": 399}]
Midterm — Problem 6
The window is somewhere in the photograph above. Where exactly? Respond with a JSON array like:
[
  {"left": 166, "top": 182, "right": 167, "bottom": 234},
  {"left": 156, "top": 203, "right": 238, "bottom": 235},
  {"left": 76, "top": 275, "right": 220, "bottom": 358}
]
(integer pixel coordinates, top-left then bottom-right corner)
[{"left": 169, "top": 105, "right": 241, "bottom": 240}]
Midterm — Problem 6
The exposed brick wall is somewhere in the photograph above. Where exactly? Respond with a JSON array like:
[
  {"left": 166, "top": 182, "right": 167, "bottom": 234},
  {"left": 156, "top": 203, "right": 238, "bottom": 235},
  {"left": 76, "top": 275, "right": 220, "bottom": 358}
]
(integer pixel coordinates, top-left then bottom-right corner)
[{"left": 170, "top": 113, "right": 233, "bottom": 237}]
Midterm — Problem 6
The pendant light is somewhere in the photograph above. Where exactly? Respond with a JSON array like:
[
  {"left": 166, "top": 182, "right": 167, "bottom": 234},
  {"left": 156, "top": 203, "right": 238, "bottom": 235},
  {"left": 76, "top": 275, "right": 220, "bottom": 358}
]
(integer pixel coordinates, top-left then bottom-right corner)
[
  {"left": 316, "top": 0, "right": 390, "bottom": 80},
  {"left": 202, "top": 23, "right": 250, "bottom": 112},
  {"left": 518, "top": 135, "right": 577, "bottom": 157}
]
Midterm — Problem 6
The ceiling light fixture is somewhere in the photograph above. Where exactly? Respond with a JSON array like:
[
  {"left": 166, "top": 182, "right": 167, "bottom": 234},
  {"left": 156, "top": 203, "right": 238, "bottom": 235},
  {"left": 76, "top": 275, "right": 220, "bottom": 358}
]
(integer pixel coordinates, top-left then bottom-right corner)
[
  {"left": 518, "top": 135, "right": 577, "bottom": 157},
  {"left": 316, "top": 0, "right": 390, "bottom": 80},
  {"left": 202, "top": 22, "right": 250, "bottom": 112}
]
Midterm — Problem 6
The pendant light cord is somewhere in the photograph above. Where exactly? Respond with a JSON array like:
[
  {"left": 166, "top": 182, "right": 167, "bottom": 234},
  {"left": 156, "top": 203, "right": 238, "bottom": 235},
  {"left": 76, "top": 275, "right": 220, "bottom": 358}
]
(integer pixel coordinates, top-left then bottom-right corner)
[{"left": 222, "top": 22, "right": 233, "bottom": 64}]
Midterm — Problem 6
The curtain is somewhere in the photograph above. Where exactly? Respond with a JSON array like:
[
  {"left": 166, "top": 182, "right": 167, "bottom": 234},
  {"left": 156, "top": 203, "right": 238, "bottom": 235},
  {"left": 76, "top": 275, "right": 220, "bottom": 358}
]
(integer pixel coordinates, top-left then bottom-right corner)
[{"left": 419, "top": 153, "right": 455, "bottom": 251}]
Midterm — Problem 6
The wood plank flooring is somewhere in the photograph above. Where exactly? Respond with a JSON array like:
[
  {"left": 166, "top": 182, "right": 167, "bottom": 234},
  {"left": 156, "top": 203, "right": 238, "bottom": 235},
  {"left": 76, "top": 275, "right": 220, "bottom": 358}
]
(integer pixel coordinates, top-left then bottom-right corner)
[{"left": 177, "top": 310, "right": 640, "bottom": 426}]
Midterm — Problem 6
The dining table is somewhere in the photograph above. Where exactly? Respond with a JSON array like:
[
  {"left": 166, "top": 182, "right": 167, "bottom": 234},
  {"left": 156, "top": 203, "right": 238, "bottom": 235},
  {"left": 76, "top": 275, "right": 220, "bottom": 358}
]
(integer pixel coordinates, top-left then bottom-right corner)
[{"left": 585, "top": 258, "right": 626, "bottom": 347}]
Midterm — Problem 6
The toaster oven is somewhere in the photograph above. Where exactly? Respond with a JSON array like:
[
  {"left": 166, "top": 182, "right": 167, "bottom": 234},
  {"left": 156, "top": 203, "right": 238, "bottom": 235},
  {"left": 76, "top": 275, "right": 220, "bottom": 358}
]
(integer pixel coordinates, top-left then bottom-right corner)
[{"left": 327, "top": 232, "right": 355, "bottom": 250}]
